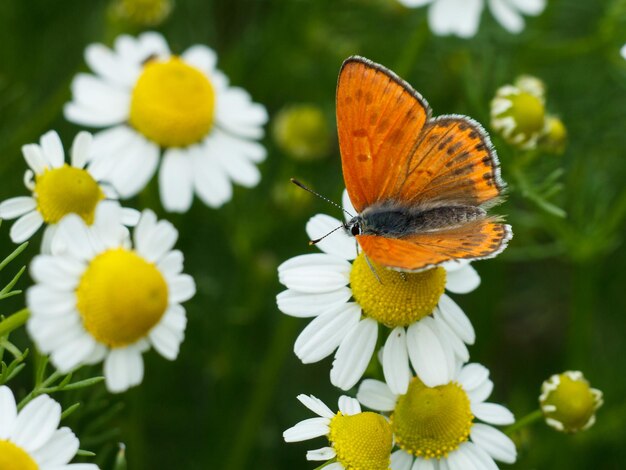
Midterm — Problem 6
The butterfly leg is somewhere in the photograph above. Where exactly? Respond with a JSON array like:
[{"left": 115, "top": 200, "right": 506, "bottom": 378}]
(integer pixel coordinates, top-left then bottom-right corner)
[
  {"left": 364, "top": 254, "right": 383, "bottom": 285},
  {"left": 399, "top": 271, "right": 407, "bottom": 282}
]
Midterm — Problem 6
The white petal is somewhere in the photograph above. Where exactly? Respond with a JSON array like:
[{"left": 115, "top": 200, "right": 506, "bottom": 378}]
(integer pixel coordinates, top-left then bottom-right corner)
[
  {"left": 85, "top": 43, "right": 139, "bottom": 87},
  {"left": 107, "top": 135, "right": 159, "bottom": 198},
  {"left": 437, "top": 294, "right": 475, "bottom": 344},
  {"left": 489, "top": 0, "right": 525, "bottom": 33},
  {"left": 324, "top": 463, "right": 344, "bottom": 470},
  {"left": 70, "top": 131, "right": 93, "bottom": 169},
  {"left": 462, "top": 441, "right": 499, "bottom": 470},
  {"left": 283, "top": 417, "right": 329, "bottom": 442},
  {"left": 398, "top": 0, "right": 433, "bottom": 6},
  {"left": 66, "top": 74, "right": 130, "bottom": 126},
  {"left": 278, "top": 254, "right": 351, "bottom": 294},
  {"left": 159, "top": 148, "right": 194, "bottom": 213},
  {"left": 411, "top": 457, "right": 436, "bottom": 470},
  {"left": 26, "top": 285, "right": 76, "bottom": 317},
  {"left": 445, "top": 264, "right": 480, "bottom": 294},
  {"left": 472, "top": 402, "right": 515, "bottom": 425},
  {"left": 12, "top": 394, "right": 61, "bottom": 452},
  {"left": 137, "top": 31, "right": 170, "bottom": 57},
  {"left": 0, "top": 386, "right": 17, "bottom": 439},
  {"left": 133, "top": 209, "right": 157, "bottom": 248},
  {"left": 182, "top": 45, "right": 217, "bottom": 75},
  {"left": 30, "top": 255, "right": 83, "bottom": 290},
  {"left": 104, "top": 347, "right": 145, "bottom": 393},
  {"left": 215, "top": 86, "right": 268, "bottom": 139},
  {"left": 148, "top": 309, "right": 186, "bottom": 361},
  {"left": 433, "top": 314, "right": 469, "bottom": 362},
  {"left": 341, "top": 189, "right": 357, "bottom": 220},
  {"left": 383, "top": 327, "right": 411, "bottom": 395},
  {"left": 357, "top": 379, "right": 397, "bottom": 412},
  {"left": 192, "top": 144, "right": 233, "bottom": 208},
  {"left": 31, "top": 427, "right": 79, "bottom": 465},
  {"left": 22, "top": 143, "right": 48, "bottom": 173},
  {"left": 621, "top": 44, "right": 626, "bottom": 60},
  {"left": 10, "top": 211, "right": 44, "bottom": 242},
  {"left": 0, "top": 197, "right": 37, "bottom": 219},
  {"left": 167, "top": 274, "right": 196, "bottom": 303},
  {"left": 296, "top": 394, "right": 335, "bottom": 419},
  {"left": 157, "top": 250, "right": 184, "bottom": 277},
  {"left": 51, "top": 333, "right": 97, "bottom": 373},
  {"left": 39, "top": 131, "right": 65, "bottom": 168},
  {"left": 406, "top": 320, "right": 452, "bottom": 387},
  {"left": 468, "top": 379, "right": 494, "bottom": 404},
  {"left": 276, "top": 288, "right": 352, "bottom": 318},
  {"left": 306, "top": 446, "right": 336, "bottom": 461},
  {"left": 338, "top": 396, "right": 361, "bottom": 416},
  {"left": 470, "top": 423, "right": 517, "bottom": 464},
  {"left": 53, "top": 214, "right": 95, "bottom": 261},
  {"left": 429, "top": 0, "right": 484, "bottom": 38},
  {"left": 330, "top": 318, "right": 378, "bottom": 390},
  {"left": 135, "top": 218, "right": 178, "bottom": 262},
  {"left": 294, "top": 303, "right": 361, "bottom": 363},
  {"left": 88, "top": 126, "right": 136, "bottom": 175},
  {"left": 446, "top": 444, "right": 479, "bottom": 470},
  {"left": 214, "top": 136, "right": 262, "bottom": 188},
  {"left": 306, "top": 214, "right": 357, "bottom": 260},
  {"left": 27, "top": 315, "right": 84, "bottom": 353},
  {"left": 391, "top": 449, "right": 414, "bottom": 470},
  {"left": 509, "top": 0, "right": 545, "bottom": 15},
  {"left": 458, "top": 363, "right": 490, "bottom": 392}
]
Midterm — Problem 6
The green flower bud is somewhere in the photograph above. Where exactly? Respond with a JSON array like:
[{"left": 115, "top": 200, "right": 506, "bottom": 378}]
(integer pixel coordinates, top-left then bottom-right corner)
[
  {"left": 273, "top": 104, "right": 332, "bottom": 161},
  {"left": 111, "top": 0, "right": 173, "bottom": 27},
  {"left": 540, "top": 115, "right": 567, "bottom": 155}
]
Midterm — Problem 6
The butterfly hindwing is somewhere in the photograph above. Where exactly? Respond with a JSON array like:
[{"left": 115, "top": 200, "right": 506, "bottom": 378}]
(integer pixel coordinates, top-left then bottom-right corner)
[
  {"left": 357, "top": 219, "right": 512, "bottom": 271},
  {"left": 337, "top": 56, "right": 430, "bottom": 213}
]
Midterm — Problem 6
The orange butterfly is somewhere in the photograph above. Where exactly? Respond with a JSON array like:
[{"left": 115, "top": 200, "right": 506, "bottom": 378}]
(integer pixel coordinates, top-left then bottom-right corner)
[{"left": 337, "top": 56, "right": 512, "bottom": 271}]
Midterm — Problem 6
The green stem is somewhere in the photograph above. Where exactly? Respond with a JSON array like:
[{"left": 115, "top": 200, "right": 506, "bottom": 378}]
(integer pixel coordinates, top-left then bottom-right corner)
[
  {"left": 505, "top": 409, "right": 543, "bottom": 435},
  {"left": 567, "top": 262, "right": 595, "bottom": 369},
  {"left": 0, "top": 308, "right": 30, "bottom": 337},
  {"left": 18, "top": 370, "right": 64, "bottom": 410}
]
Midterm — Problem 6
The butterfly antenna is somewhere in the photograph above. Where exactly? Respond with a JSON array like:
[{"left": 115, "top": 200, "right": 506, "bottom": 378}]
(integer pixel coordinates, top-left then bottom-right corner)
[
  {"left": 309, "top": 224, "right": 345, "bottom": 246},
  {"left": 290, "top": 178, "right": 354, "bottom": 218}
]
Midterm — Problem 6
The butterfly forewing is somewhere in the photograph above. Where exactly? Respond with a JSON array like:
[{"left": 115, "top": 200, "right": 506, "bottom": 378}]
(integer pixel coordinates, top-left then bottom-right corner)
[{"left": 337, "top": 57, "right": 430, "bottom": 212}]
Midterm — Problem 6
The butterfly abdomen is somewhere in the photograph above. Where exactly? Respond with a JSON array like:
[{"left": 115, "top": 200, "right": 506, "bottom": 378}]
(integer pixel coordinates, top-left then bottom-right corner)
[{"left": 361, "top": 204, "right": 486, "bottom": 237}]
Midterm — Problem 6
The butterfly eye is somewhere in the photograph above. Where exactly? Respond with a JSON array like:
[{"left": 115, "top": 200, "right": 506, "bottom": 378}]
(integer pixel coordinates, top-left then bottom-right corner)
[{"left": 351, "top": 224, "right": 361, "bottom": 236}]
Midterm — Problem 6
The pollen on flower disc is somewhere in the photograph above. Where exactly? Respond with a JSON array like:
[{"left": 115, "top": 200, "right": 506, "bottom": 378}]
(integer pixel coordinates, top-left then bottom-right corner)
[
  {"left": 129, "top": 56, "right": 216, "bottom": 147},
  {"left": 0, "top": 440, "right": 39, "bottom": 470},
  {"left": 350, "top": 253, "right": 446, "bottom": 328},
  {"left": 329, "top": 411, "right": 392, "bottom": 470},
  {"left": 76, "top": 248, "right": 168, "bottom": 348}
]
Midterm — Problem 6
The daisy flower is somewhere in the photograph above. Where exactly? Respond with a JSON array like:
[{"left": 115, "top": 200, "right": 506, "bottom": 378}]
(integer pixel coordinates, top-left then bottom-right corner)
[
  {"left": 398, "top": 0, "right": 546, "bottom": 38},
  {"left": 26, "top": 204, "right": 195, "bottom": 393},
  {"left": 284, "top": 394, "right": 393, "bottom": 470},
  {"left": 357, "top": 363, "right": 517, "bottom": 469},
  {"left": 0, "top": 130, "right": 137, "bottom": 248},
  {"left": 0, "top": 385, "right": 98, "bottom": 469},
  {"left": 621, "top": 44, "right": 626, "bottom": 60},
  {"left": 539, "top": 370, "right": 603, "bottom": 434},
  {"left": 64, "top": 31, "right": 268, "bottom": 213},
  {"left": 277, "top": 191, "right": 480, "bottom": 392}
]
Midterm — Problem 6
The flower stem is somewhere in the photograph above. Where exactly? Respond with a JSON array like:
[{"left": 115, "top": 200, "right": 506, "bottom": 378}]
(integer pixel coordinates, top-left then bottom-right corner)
[
  {"left": 505, "top": 409, "right": 543, "bottom": 435},
  {"left": 0, "top": 308, "right": 30, "bottom": 337}
]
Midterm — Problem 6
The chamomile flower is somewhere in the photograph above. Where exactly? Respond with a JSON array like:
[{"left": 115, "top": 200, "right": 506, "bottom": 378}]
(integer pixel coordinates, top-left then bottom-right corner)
[
  {"left": 539, "top": 370, "right": 603, "bottom": 434},
  {"left": 284, "top": 394, "right": 393, "bottom": 470},
  {"left": 64, "top": 32, "right": 268, "bottom": 213},
  {"left": 277, "top": 191, "right": 479, "bottom": 392},
  {"left": 0, "top": 130, "right": 137, "bottom": 248},
  {"left": 357, "top": 363, "right": 516, "bottom": 469},
  {"left": 398, "top": 0, "right": 545, "bottom": 38},
  {"left": 0, "top": 385, "right": 98, "bottom": 469},
  {"left": 621, "top": 44, "right": 626, "bottom": 60},
  {"left": 26, "top": 204, "right": 195, "bottom": 393}
]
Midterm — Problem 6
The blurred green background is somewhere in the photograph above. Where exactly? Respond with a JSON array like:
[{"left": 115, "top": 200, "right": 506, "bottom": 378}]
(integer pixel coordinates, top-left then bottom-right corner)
[{"left": 1, "top": 0, "right": 625, "bottom": 468}]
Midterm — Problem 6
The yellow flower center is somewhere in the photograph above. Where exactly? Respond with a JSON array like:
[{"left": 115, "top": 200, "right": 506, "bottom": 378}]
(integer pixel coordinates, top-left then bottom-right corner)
[
  {"left": 350, "top": 253, "right": 446, "bottom": 328},
  {"left": 129, "top": 57, "right": 216, "bottom": 148},
  {"left": 541, "top": 372, "right": 602, "bottom": 433},
  {"left": 76, "top": 248, "right": 168, "bottom": 348},
  {"left": 34, "top": 165, "right": 105, "bottom": 224},
  {"left": 0, "top": 440, "right": 39, "bottom": 470},
  {"left": 391, "top": 377, "right": 473, "bottom": 459},
  {"left": 503, "top": 92, "right": 545, "bottom": 138},
  {"left": 329, "top": 411, "right": 392, "bottom": 470}
]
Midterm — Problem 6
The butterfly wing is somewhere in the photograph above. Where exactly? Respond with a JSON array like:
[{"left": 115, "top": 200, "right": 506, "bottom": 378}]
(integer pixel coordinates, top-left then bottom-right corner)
[
  {"left": 336, "top": 56, "right": 430, "bottom": 213},
  {"left": 357, "top": 219, "right": 512, "bottom": 272}
]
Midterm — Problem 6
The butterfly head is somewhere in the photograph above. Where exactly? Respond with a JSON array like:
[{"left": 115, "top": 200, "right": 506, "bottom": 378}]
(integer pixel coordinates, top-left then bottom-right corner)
[{"left": 345, "top": 216, "right": 363, "bottom": 237}]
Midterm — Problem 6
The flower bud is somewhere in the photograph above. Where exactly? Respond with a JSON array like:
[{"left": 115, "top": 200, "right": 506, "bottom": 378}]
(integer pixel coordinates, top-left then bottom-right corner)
[
  {"left": 111, "top": 0, "right": 173, "bottom": 27},
  {"left": 273, "top": 104, "right": 332, "bottom": 161}
]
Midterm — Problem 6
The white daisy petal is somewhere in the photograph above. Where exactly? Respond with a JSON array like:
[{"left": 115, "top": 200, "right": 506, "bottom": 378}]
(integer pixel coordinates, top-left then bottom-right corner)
[
  {"left": 138, "top": 31, "right": 170, "bottom": 57},
  {"left": 433, "top": 314, "right": 469, "bottom": 362},
  {"left": 468, "top": 379, "right": 494, "bottom": 404},
  {"left": 471, "top": 402, "right": 515, "bottom": 425},
  {"left": 341, "top": 190, "right": 357, "bottom": 220},
  {"left": 398, "top": 0, "right": 433, "bottom": 7},
  {"left": 51, "top": 334, "right": 97, "bottom": 373},
  {"left": 391, "top": 449, "right": 414, "bottom": 470},
  {"left": 22, "top": 143, "right": 48, "bottom": 173},
  {"left": 296, "top": 394, "right": 335, "bottom": 419},
  {"left": 104, "top": 347, "right": 145, "bottom": 393},
  {"left": 27, "top": 315, "right": 84, "bottom": 353},
  {"left": 30, "top": 255, "right": 84, "bottom": 290},
  {"left": 276, "top": 288, "right": 352, "bottom": 318},
  {"left": 31, "top": 427, "right": 79, "bottom": 465},
  {"left": 306, "top": 447, "right": 336, "bottom": 461},
  {"left": 411, "top": 457, "right": 436, "bottom": 470},
  {"left": 437, "top": 294, "right": 475, "bottom": 344},
  {"left": 214, "top": 138, "right": 262, "bottom": 188},
  {"left": 470, "top": 423, "right": 517, "bottom": 464},
  {"left": 133, "top": 209, "right": 157, "bottom": 248},
  {"left": 278, "top": 254, "right": 351, "bottom": 294},
  {"left": 357, "top": 379, "right": 397, "bottom": 412},
  {"left": 383, "top": 327, "right": 411, "bottom": 395},
  {"left": 216, "top": 87, "right": 268, "bottom": 138},
  {"left": 306, "top": 214, "right": 357, "bottom": 260},
  {"left": 54, "top": 214, "right": 95, "bottom": 261},
  {"left": 27, "top": 285, "right": 76, "bottom": 317},
  {"left": 283, "top": 417, "right": 330, "bottom": 442},
  {"left": 294, "top": 303, "right": 361, "bottom": 363},
  {"left": 0, "top": 196, "right": 37, "bottom": 219},
  {"left": 182, "top": 45, "right": 217, "bottom": 75},
  {"left": 167, "top": 274, "right": 196, "bottom": 303},
  {"left": 148, "top": 309, "right": 186, "bottom": 361},
  {"left": 509, "top": 0, "right": 545, "bottom": 16},
  {"left": 12, "top": 394, "right": 61, "bottom": 452},
  {"left": 324, "top": 463, "right": 344, "bottom": 470},
  {"left": 489, "top": 0, "right": 525, "bottom": 34},
  {"left": 429, "top": 0, "right": 484, "bottom": 38},
  {"left": 446, "top": 443, "right": 479, "bottom": 470},
  {"left": 445, "top": 264, "right": 480, "bottom": 294},
  {"left": 406, "top": 319, "right": 452, "bottom": 387},
  {"left": 10, "top": 210, "right": 44, "bottom": 243},
  {"left": 192, "top": 144, "right": 233, "bottom": 208},
  {"left": 159, "top": 148, "right": 195, "bottom": 213},
  {"left": 458, "top": 363, "right": 490, "bottom": 392},
  {"left": 0, "top": 386, "right": 18, "bottom": 439},
  {"left": 330, "top": 318, "right": 378, "bottom": 390},
  {"left": 462, "top": 441, "right": 499, "bottom": 470},
  {"left": 85, "top": 43, "right": 140, "bottom": 87},
  {"left": 136, "top": 219, "right": 178, "bottom": 262},
  {"left": 338, "top": 396, "right": 362, "bottom": 416},
  {"left": 39, "top": 131, "right": 65, "bottom": 168},
  {"left": 67, "top": 74, "right": 130, "bottom": 124},
  {"left": 70, "top": 131, "right": 93, "bottom": 169},
  {"left": 157, "top": 250, "right": 184, "bottom": 277},
  {"left": 108, "top": 136, "right": 159, "bottom": 198}
]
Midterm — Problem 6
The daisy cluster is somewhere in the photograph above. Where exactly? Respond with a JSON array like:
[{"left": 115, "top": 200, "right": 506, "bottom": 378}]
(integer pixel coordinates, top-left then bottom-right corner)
[
  {"left": 0, "top": 31, "right": 267, "bottom": 466},
  {"left": 279, "top": 193, "right": 517, "bottom": 469}
]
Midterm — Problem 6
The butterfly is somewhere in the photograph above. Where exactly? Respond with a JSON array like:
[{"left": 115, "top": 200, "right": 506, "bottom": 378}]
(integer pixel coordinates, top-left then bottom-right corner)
[{"left": 337, "top": 56, "right": 512, "bottom": 272}]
